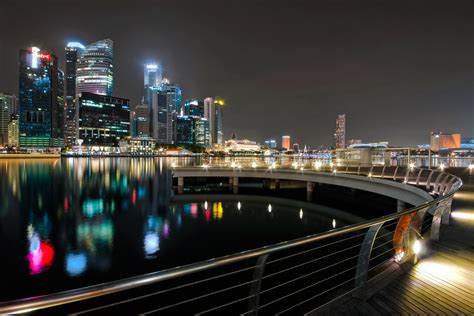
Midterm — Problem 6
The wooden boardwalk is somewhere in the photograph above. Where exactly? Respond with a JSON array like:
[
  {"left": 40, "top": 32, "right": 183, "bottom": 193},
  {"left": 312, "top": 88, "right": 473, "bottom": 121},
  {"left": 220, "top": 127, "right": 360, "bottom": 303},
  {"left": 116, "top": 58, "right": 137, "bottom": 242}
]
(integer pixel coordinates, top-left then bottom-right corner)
[{"left": 317, "top": 170, "right": 474, "bottom": 315}]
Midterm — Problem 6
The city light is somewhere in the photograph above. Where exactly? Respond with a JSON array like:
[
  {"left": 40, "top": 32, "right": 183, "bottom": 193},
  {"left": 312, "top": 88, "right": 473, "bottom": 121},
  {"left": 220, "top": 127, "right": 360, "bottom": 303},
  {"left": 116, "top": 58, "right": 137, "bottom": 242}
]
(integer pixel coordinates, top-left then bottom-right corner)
[
  {"left": 268, "top": 204, "right": 272, "bottom": 213},
  {"left": 409, "top": 162, "right": 415, "bottom": 169},
  {"left": 468, "top": 164, "right": 474, "bottom": 171},
  {"left": 202, "top": 164, "right": 209, "bottom": 170},
  {"left": 413, "top": 239, "right": 422, "bottom": 255},
  {"left": 332, "top": 219, "right": 336, "bottom": 228},
  {"left": 439, "top": 163, "right": 446, "bottom": 171},
  {"left": 299, "top": 209, "right": 303, "bottom": 219},
  {"left": 237, "top": 201, "right": 241, "bottom": 210},
  {"left": 252, "top": 162, "right": 257, "bottom": 169}
]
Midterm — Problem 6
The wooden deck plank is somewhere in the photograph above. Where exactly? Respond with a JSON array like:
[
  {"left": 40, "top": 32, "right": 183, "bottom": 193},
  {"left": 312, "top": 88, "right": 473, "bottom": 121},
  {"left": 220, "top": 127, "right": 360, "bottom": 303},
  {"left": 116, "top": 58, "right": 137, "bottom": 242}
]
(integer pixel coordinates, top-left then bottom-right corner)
[{"left": 382, "top": 282, "right": 443, "bottom": 315}]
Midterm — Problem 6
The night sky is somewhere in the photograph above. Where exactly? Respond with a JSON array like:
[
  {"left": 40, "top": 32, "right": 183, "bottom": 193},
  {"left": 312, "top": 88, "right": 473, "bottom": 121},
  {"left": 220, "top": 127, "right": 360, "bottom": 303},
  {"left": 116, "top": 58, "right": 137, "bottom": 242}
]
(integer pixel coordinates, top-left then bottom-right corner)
[{"left": 0, "top": 0, "right": 472, "bottom": 147}]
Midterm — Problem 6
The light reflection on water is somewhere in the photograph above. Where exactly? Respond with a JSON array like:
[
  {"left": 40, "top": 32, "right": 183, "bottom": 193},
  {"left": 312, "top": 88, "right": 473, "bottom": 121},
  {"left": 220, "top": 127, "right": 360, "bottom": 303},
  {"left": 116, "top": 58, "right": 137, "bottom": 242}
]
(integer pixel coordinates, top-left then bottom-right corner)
[{"left": 0, "top": 157, "right": 347, "bottom": 300}]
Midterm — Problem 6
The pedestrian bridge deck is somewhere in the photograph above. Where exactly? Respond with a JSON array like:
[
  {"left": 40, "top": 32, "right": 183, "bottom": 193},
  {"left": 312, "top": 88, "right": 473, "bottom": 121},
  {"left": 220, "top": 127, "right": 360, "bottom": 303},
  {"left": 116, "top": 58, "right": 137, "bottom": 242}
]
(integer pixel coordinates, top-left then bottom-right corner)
[{"left": 316, "top": 171, "right": 474, "bottom": 315}]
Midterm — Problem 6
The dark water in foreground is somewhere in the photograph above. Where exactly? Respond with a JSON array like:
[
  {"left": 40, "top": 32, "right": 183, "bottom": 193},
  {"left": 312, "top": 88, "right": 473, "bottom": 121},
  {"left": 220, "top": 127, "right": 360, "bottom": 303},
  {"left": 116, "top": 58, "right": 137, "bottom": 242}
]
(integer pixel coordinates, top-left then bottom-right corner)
[{"left": 0, "top": 157, "right": 353, "bottom": 301}]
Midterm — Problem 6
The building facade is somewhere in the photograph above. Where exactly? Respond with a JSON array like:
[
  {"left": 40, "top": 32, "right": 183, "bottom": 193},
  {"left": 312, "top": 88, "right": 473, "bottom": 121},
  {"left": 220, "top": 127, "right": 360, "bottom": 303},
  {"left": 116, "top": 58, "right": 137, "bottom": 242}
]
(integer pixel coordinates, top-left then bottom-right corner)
[
  {"left": 78, "top": 92, "right": 130, "bottom": 146},
  {"left": 19, "top": 47, "right": 64, "bottom": 148},
  {"left": 8, "top": 114, "right": 19, "bottom": 147},
  {"left": 214, "top": 98, "right": 225, "bottom": 145},
  {"left": 64, "top": 42, "right": 85, "bottom": 146},
  {"left": 334, "top": 114, "right": 346, "bottom": 149},
  {"left": 282, "top": 135, "right": 291, "bottom": 150},
  {"left": 132, "top": 104, "right": 150, "bottom": 137},
  {"left": 176, "top": 116, "right": 210, "bottom": 147},
  {"left": 76, "top": 39, "right": 113, "bottom": 96},
  {"left": 0, "top": 93, "right": 17, "bottom": 145},
  {"left": 430, "top": 132, "right": 461, "bottom": 152}
]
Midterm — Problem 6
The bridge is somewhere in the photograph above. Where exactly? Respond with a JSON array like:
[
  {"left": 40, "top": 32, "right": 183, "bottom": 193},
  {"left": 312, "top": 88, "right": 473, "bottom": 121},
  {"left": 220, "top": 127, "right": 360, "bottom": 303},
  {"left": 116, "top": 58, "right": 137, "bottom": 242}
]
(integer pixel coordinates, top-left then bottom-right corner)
[{"left": 0, "top": 163, "right": 471, "bottom": 314}]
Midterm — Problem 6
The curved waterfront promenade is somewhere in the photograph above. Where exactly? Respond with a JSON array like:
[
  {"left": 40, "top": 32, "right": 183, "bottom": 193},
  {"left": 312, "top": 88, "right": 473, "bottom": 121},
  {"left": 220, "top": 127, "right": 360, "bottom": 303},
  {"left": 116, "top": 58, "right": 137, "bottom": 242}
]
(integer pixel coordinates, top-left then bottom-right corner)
[{"left": 0, "top": 164, "right": 467, "bottom": 314}]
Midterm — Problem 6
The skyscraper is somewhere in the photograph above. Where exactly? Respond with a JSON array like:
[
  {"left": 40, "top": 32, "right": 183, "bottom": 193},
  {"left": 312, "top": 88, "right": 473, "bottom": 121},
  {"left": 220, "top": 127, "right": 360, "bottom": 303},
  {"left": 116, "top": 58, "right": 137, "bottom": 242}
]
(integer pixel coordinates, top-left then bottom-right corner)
[
  {"left": 204, "top": 97, "right": 215, "bottom": 145},
  {"left": 132, "top": 104, "right": 150, "bottom": 137},
  {"left": 334, "top": 114, "right": 346, "bottom": 149},
  {"left": 76, "top": 39, "right": 113, "bottom": 96},
  {"left": 144, "top": 64, "right": 163, "bottom": 87},
  {"left": 183, "top": 99, "right": 204, "bottom": 117},
  {"left": 19, "top": 47, "right": 64, "bottom": 148},
  {"left": 0, "top": 93, "right": 17, "bottom": 145},
  {"left": 64, "top": 42, "right": 85, "bottom": 146},
  {"left": 282, "top": 135, "right": 291, "bottom": 150},
  {"left": 8, "top": 114, "right": 19, "bottom": 147},
  {"left": 214, "top": 98, "right": 225, "bottom": 145}
]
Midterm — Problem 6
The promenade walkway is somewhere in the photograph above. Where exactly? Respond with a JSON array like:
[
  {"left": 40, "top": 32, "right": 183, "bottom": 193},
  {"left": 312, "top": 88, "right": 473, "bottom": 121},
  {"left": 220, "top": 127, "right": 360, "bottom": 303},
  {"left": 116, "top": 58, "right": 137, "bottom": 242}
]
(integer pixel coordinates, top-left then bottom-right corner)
[{"left": 318, "top": 169, "right": 474, "bottom": 315}]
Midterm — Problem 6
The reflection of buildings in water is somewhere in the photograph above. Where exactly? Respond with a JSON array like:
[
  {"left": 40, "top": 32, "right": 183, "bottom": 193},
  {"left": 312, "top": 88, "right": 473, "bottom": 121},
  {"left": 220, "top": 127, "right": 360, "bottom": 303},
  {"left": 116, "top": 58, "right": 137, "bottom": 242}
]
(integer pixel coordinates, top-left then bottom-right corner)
[
  {"left": 143, "top": 215, "right": 163, "bottom": 259},
  {"left": 77, "top": 218, "right": 114, "bottom": 271},
  {"left": 26, "top": 223, "right": 55, "bottom": 275},
  {"left": 212, "top": 202, "right": 223, "bottom": 220}
]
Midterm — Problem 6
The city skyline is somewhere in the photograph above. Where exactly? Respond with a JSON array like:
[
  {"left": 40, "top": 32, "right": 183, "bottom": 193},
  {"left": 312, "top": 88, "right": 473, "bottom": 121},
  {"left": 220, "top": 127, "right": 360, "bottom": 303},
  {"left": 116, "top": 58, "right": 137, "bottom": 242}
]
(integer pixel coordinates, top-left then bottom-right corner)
[{"left": 0, "top": 0, "right": 473, "bottom": 147}]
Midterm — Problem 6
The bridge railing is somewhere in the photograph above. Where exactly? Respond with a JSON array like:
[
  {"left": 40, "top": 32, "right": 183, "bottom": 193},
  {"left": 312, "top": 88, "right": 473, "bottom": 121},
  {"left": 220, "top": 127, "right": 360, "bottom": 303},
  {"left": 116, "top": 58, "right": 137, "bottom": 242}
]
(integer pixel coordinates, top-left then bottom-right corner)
[{"left": 0, "top": 166, "right": 462, "bottom": 315}]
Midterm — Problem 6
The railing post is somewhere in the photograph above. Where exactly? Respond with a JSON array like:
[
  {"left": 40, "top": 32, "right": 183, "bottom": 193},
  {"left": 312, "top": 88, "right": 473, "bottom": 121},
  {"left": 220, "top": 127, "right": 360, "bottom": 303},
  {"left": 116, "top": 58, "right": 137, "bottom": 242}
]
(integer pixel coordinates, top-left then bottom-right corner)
[
  {"left": 425, "top": 170, "right": 435, "bottom": 191},
  {"left": 178, "top": 177, "right": 184, "bottom": 194},
  {"left": 247, "top": 254, "right": 268, "bottom": 316},
  {"left": 415, "top": 169, "right": 423, "bottom": 185},
  {"left": 354, "top": 223, "right": 383, "bottom": 296}
]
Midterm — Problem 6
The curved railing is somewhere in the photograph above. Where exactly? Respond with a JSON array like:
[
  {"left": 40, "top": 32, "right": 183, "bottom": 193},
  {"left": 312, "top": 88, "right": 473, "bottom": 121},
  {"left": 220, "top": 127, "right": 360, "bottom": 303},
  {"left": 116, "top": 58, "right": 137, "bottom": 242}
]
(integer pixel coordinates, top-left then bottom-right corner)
[{"left": 0, "top": 165, "right": 462, "bottom": 315}]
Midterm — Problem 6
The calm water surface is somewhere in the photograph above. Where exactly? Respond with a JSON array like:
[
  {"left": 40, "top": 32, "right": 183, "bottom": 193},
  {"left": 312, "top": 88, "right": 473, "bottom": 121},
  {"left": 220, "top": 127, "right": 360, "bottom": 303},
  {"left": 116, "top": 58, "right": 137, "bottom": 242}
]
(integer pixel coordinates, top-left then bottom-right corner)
[{"left": 0, "top": 157, "right": 350, "bottom": 300}]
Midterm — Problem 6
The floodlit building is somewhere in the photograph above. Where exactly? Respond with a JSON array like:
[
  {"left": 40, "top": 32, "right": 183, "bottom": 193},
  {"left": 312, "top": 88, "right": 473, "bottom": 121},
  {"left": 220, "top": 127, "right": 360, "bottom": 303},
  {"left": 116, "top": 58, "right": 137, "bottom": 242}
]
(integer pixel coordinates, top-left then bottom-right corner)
[
  {"left": 77, "top": 92, "right": 130, "bottom": 146},
  {"left": 334, "top": 114, "right": 346, "bottom": 149},
  {"left": 264, "top": 139, "right": 277, "bottom": 149},
  {"left": 225, "top": 139, "right": 261, "bottom": 153},
  {"left": 76, "top": 39, "right": 113, "bottom": 96},
  {"left": 19, "top": 47, "right": 64, "bottom": 148}
]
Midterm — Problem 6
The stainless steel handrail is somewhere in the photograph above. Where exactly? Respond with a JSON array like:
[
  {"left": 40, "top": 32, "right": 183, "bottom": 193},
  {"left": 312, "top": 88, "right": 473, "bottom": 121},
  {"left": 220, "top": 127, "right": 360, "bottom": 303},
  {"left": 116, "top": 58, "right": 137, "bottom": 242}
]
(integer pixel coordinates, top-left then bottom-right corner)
[{"left": 0, "top": 166, "right": 463, "bottom": 314}]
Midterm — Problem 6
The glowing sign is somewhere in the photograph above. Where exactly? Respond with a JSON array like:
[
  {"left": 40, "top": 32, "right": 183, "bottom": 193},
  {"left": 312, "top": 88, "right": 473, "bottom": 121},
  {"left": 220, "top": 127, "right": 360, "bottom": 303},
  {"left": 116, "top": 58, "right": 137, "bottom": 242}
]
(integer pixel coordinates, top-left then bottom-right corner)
[{"left": 37, "top": 53, "right": 50, "bottom": 61}]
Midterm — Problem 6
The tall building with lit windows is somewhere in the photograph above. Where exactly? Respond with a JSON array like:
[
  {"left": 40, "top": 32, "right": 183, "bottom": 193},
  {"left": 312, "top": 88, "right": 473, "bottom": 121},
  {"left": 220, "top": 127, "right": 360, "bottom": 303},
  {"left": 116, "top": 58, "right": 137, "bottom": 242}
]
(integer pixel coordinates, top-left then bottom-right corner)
[
  {"left": 144, "top": 64, "right": 163, "bottom": 87},
  {"left": 64, "top": 42, "right": 85, "bottom": 146},
  {"left": 76, "top": 39, "right": 113, "bottom": 96},
  {"left": 334, "top": 114, "right": 346, "bottom": 149},
  {"left": 19, "top": 47, "right": 64, "bottom": 148},
  {"left": 0, "top": 93, "right": 17, "bottom": 145}
]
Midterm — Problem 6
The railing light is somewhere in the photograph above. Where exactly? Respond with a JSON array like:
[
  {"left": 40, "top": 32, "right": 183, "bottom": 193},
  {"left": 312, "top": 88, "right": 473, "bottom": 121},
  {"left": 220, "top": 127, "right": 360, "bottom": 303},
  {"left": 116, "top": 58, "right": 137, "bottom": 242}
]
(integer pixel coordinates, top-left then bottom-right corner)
[
  {"left": 439, "top": 163, "right": 445, "bottom": 171},
  {"left": 409, "top": 162, "right": 415, "bottom": 169},
  {"left": 395, "top": 251, "right": 405, "bottom": 262},
  {"left": 202, "top": 164, "right": 209, "bottom": 170},
  {"left": 468, "top": 164, "right": 474, "bottom": 171},
  {"left": 251, "top": 162, "right": 257, "bottom": 169}
]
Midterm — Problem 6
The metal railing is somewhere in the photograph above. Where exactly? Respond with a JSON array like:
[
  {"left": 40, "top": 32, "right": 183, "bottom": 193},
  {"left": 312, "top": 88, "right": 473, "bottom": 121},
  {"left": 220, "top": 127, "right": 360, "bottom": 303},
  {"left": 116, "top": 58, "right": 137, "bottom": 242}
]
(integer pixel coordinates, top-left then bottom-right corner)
[{"left": 0, "top": 165, "right": 462, "bottom": 315}]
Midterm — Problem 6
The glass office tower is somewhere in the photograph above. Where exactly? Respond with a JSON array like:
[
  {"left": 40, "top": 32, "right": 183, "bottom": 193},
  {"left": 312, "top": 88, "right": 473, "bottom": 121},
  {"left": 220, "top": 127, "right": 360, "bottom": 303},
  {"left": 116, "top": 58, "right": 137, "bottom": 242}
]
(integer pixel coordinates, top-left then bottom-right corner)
[
  {"left": 76, "top": 39, "right": 113, "bottom": 96},
  {"left": 19, "top": 47, "right": 64, "bottom": 148}
]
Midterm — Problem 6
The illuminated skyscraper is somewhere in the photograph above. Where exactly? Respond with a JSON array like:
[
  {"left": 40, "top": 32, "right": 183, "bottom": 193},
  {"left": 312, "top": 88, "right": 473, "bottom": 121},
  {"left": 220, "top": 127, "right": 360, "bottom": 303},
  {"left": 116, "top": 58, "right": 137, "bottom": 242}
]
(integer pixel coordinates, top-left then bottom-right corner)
[
  {"left": 214, "top": 97, "right": 225, "bottom": 145},
  {"left": 64, "top": 42, "right": 85, "bottom": 146},
  {"left": 144, "top": 64, "right": 163, "bottom": 87},
  {"left": 8, "top": 114, "right": 19, "bottom": 147},
  {"left": 334, "top": 114, "right": 346, "bottom": 149},
  {"left": 0, "top": 93, "right": 17, "bottom": 145},
  {"left": 132, "top": 104, "right": 150, "bottom": 137},
  {"left": 19, "top": 47, "right": 64, "bottom": 148},
  {"left": 282, "top": 135, "right": 290, "bottom": 150},
  {"left": 76, "top": 39, "right": 113, "bottom": 96}
]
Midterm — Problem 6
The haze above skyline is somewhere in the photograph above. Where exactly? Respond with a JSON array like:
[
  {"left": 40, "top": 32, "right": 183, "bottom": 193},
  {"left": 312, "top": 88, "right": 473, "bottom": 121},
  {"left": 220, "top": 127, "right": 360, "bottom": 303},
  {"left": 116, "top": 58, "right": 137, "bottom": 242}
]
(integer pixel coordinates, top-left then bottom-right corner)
[{"left": 0, "top": 0, "right": 472, "bottom": 147}]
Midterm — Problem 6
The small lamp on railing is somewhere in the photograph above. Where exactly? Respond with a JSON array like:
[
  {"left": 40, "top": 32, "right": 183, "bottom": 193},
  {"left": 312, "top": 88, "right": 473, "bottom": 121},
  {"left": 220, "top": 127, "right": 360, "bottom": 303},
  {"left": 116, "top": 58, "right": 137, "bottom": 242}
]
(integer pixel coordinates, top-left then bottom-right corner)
[
  {"left": 409, "top": 162, "right": 415, "bottom": 170},
  {"left": 439, "top": 163, "right": 445, "bottom": 171},
  {"left": 413, "top": 239, "right": 423, "bottom": 264}
]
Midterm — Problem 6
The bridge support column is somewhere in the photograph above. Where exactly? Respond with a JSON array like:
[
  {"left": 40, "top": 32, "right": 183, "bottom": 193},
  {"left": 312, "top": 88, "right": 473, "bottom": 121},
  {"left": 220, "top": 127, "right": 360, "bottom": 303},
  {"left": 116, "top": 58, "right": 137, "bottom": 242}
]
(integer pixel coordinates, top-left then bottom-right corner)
[
  {"left": 307, "top": 182, "right": 314, "bottom": 201},
  {"left": 275, "top": 179, "right": 280, "bottom": 190},
  {"left": 233, "top": 177, "right": 239, "bottom": 194},
  {"left": 397, "top": 200, "right": 407, "bottom": 212},
  {"left": 229, "top": 177, "right": 233, "bottom": 188},
  {"left": 178, "top": 177, "right": 184, "bottom": 194}
]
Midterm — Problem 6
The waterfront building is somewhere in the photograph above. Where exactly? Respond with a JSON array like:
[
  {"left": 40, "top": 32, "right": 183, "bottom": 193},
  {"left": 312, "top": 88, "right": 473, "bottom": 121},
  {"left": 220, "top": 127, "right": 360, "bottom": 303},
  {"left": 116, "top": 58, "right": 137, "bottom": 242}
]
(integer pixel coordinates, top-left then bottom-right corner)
[
  {"left": 0, "top": 93, "right": 17, "bottom": 145},
  {"left": 430, "top": 132, "right": 461, "bottom": 152},
  {"left": 126, "top": 137, "right": 156, "bottom": 155},
  {"left": 282, "top": 135, "right": 291, "bottom": 150},
  {"left": 77, "top": 92, "right": 130, "bottom": 146},
  {"left": 19, "top": 47, "right": 64, "bottom": 148},
  {"left": 225, "top": 139, "right": 261, "bottom": 153},
  {"left": 334, "top": 114, "right": 346, "bottom": 149},
  {"left": 64, "top": 42, "right": 85, "bottom": 146},
  {"left": 132, "top": 104, "right": 150, "bottom": 137},
  {"left": 8, "top": 114, "right": 19, "bottom": 147},
  {"left": 265, "top": 139, "right": 277, "bottom": 149},
  {"left": 76, "top": 39, "right": 113, "bottom": 96}
]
